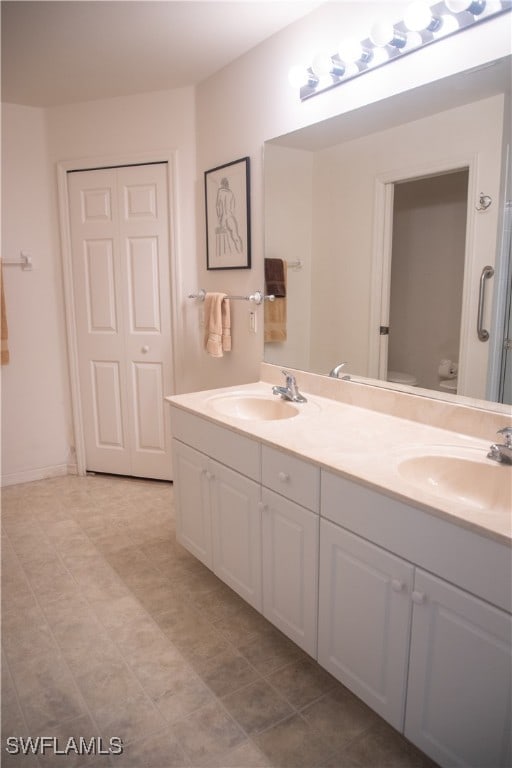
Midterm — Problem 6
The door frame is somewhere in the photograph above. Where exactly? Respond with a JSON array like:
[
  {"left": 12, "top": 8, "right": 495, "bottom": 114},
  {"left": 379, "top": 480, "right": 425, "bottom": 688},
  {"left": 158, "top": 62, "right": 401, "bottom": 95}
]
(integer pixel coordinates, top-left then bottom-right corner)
[
  {"left": 369, "top": 155, "right": 479, "bottom": 389},
  {"left": 57, "top": 151, "right": 180, "bottom": 476}
]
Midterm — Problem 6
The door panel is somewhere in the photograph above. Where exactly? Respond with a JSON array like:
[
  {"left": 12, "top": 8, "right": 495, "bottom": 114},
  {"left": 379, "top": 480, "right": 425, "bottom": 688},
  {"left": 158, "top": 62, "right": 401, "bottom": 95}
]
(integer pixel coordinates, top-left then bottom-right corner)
[
  {"left": 127, "top": 237, "right": 161, "bottom": 332},
  {"left": 91, "top": 360, "right": 125, "bottom": 449},
  {"left": 85, "top": 239, "right": 117, "bottom": 332},
  {"left": 132, "top": 362, "right": 166, "bottom": 451},
  {"left": 68, "top": 163, "right": 173, "bottom": 479}
]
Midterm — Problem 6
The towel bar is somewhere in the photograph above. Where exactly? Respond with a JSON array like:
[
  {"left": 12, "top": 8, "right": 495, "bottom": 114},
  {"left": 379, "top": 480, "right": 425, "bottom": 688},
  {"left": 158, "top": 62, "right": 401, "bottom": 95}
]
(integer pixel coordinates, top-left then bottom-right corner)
[
  {"left": 2, "top": 253, "right": 33, "bottom": 271},
  {"left": 188, "top": 289, "right": 275, "bottom": 305}
]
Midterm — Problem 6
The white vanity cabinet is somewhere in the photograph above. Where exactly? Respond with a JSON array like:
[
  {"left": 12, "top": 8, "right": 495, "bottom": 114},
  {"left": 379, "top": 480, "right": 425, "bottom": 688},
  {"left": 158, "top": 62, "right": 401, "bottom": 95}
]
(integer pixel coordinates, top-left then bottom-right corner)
[
  {"left": 320, "top": 469, "right": 512, "bottom": 768},
  {"left": 261, "top": 446, "right": 320, "bottom": 656},
  {"left": 318, "top": 519, "right": 414, "bottom": 730},
  {"left": 170, "top": 407, "right": 262, "bottom": 610},
  {"left": 405, "top": 570, "right": 512, "bottom": 768},
  {"left": 172, "top": 439, "right": 213, "bottom": 568}
]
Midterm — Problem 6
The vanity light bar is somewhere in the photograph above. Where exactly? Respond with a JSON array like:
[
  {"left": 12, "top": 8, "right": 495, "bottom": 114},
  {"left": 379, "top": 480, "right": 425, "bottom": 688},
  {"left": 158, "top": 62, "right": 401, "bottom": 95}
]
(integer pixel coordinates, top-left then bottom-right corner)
[{"left": 294, "top": 0, "right": 511, "bottom": 101}]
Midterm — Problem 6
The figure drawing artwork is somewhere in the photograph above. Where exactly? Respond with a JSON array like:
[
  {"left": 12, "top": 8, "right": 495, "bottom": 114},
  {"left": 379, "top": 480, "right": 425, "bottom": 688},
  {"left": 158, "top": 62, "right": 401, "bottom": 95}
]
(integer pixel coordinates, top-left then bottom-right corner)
[{"left": 205, "top": 157, "right": 251, "bottom": 269}]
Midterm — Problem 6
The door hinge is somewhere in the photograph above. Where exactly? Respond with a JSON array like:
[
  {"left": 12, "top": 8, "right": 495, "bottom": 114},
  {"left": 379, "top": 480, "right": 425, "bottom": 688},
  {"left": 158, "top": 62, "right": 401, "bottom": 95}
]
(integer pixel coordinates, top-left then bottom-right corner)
[
  {"left": 380, "top": 326, "right": 389, "bottom": 335},
  {"left": 504, "top": 338, "right": 512, "bottom": 351}
]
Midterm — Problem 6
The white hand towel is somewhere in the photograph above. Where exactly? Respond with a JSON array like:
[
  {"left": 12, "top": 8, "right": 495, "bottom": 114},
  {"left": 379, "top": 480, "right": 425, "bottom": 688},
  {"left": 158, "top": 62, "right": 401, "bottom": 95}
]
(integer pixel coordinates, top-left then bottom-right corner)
[{"left": 204, "top": 292, "right": 231, "bottom": 357}]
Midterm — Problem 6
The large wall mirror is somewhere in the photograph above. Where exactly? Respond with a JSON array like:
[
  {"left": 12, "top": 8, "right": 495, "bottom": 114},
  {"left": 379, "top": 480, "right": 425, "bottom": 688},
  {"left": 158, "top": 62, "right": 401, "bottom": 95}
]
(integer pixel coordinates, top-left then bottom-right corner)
[{"left": 264, "top": 56, "right": 511, "bottom": 408}]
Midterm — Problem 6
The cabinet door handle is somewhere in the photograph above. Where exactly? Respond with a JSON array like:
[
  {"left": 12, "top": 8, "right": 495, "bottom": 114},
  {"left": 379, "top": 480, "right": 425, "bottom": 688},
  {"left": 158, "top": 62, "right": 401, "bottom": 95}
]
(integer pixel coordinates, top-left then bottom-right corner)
[
  {"left": 391, "top": 579, "right": 404, "bottom": 593},
  {"left": 412, "top": 590, "right": 426, "bottom": 605},
  {"left": 278, "top": 471, "right": 289, "bottom": 482},
  {"left": 258, "top": 502, "right": 268, "bottom": 513},
  {"left": 205, "top": 470, "right": 214, "bottom": 481}
]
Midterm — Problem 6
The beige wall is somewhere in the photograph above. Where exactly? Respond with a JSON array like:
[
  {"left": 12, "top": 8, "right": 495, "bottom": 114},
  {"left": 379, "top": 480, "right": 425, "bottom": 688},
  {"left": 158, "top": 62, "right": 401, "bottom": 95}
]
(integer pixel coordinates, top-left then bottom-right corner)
[
  {"left": 1, "top": 4, "right": 509, "bottom": 483},
  {"left": 1, "top": 104, "right": 73, "bottom": 485}
]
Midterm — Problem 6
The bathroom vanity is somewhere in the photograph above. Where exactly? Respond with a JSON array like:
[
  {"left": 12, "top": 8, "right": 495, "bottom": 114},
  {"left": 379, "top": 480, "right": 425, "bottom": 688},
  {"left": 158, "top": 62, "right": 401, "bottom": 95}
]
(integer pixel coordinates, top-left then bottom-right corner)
[{"left": 166, "top": 366, "right": 511, "bottom": 768}]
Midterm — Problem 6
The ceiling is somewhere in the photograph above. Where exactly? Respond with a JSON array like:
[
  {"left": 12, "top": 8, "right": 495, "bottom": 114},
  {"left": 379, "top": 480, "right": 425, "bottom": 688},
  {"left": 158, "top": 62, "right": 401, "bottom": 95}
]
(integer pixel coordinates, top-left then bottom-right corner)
[{"left": 1, "top": 0, "right": 324, "bottom": 107}]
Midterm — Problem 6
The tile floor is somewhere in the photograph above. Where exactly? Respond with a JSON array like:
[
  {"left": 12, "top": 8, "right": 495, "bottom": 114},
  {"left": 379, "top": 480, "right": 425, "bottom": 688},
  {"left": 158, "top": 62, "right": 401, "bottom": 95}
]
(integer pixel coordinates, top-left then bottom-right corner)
[{"left": 1, "top": 474, "right": 439, "bottom": 768}]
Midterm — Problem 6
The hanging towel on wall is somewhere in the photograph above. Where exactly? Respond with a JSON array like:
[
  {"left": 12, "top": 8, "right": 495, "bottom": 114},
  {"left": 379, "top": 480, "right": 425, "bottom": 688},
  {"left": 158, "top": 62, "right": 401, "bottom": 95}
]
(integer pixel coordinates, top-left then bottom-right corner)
[
  {"left": 1, "top": 262, "right": 9, "bottom": 365},
  {"left": 264, "top": 258, "right": 286, "bottom": 297},
  {"left": 264, "top": 260, "right": 287, "bottom": 343},
  {"left": 204, "top": 292, "right": 231, "bottom": 357}
]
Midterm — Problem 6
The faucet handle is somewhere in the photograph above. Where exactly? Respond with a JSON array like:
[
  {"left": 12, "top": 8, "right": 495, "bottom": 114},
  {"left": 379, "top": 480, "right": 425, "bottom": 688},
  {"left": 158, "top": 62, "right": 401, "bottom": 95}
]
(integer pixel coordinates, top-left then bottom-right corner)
[
  {"left": 497, "top": 427, "right": 512, "bottom": 447},
  {"left": 281, "top": 369, "right": 296, "bottom": 385}
]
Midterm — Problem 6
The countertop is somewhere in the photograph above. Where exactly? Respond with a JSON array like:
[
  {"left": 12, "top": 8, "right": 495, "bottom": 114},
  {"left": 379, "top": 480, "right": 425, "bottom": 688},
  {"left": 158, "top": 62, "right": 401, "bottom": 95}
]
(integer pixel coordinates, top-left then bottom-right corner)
[{"left": 166, "top": 380, "right": 512, "bottom": 546}]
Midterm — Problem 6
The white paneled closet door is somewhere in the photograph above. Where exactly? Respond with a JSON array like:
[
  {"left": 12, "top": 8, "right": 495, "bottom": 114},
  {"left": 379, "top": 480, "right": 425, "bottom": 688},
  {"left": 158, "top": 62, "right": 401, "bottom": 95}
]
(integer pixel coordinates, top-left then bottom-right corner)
[{"left": 68, "top": 163, "right": 174, "bottom": 480}]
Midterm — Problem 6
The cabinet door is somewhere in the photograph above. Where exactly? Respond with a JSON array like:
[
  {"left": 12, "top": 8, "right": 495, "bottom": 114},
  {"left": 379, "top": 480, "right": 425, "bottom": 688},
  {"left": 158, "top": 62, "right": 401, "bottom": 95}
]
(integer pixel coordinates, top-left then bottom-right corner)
[
  {"left": 261, "top": 488, "right": 319, "bottom": 656},
  {"left": 405, "top": 570, "right": 512, "bottom": 768},
  {"left": 211, "top": 462, "right": 262, "bottom": 610},
  {"left": 172, "top": 439, "right": 212, "bottom": 567},
  {"left": 318, "top": 520, "right": 414, "bottom": 730}
]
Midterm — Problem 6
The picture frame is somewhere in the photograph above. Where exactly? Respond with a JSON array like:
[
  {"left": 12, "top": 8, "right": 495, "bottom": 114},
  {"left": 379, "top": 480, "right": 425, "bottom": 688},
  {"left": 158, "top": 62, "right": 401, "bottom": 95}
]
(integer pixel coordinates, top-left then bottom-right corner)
[{"left": 205, "top": 157, "right": 251, "bottom": 270}]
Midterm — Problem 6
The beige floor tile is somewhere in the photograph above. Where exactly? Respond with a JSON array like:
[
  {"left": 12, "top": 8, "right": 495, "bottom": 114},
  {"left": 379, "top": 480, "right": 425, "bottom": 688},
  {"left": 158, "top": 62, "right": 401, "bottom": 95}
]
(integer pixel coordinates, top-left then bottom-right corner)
[
  {"left": 340, "top": 720, "right": 439, "bottom": 768},
  {"left": 300, "top": 685, "right": 381, "bottom": 754},
  {"left": 170, "top": 700, "right": 246, "bottom": 765},
  {"left": 221, "top": 679, "right": 294, "bottom": 735},
  {"left": 153, "top": 669, "right": 214, "bottom": 724},
  {"left": 2, "top": 653, "right": 27, "bottom": 736},
  {"left": 213, "top": 603, "right": 271, "bottom": 647},
  {"left": 237, "top": 625, "right": 307, "bottom": 675},
  {"left": 113, "top": 727, "right": 189, "bottom": 767},
  {"left": 202, "top": 738, "right": 273, "bottom": 767},
  {"left": 194, "top": 648, "right": 259, "bottom": 698},
  {"left": 267, "top": 658, "right": 338, "bottom": 710},
  {"left": 253, "top": 713, "right": 333, "bottom": 768},
  {"left": 13, "top": 652, "right": 86, "bottom": 733}
]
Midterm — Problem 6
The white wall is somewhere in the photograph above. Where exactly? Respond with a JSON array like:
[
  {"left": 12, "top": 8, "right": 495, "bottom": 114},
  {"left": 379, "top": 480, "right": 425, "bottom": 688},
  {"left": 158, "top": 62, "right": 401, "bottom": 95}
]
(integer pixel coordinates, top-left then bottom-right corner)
[
  {"left": 389, "top": 171, "right": 468, "bottom": 391},
  {"left": 1, "top": 104, "right": 73, "bottom": 485},
  {"left": 308, "top": 95, "right": 504, "bottom": 382},
  {"left": 263, "top": 144, "right": 313, "bottom": 370}
]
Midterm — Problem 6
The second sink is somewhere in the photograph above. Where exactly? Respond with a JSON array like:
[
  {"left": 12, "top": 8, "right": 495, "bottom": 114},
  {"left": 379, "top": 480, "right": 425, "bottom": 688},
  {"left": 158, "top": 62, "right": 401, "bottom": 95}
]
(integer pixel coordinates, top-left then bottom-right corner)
[{"left": 397, "top": 448, "right": 511, "bottom": 513}]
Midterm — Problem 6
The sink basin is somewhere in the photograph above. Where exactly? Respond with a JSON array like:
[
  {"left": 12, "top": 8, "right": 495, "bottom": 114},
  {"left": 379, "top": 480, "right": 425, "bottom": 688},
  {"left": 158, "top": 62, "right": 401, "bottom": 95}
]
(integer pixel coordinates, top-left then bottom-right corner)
[
  {"left": 208, "top": 394, "right": 299, "bottom": 421},
  {"left": 398, "top": 450, "right": 511, "bottom": 512}
]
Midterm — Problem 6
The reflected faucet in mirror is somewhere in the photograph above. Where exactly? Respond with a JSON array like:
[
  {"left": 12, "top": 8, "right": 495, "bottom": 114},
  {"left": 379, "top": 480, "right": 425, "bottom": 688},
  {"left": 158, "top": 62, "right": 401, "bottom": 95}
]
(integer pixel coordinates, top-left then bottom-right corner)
[{"left": 329, "top": 362, "right": 350, "bottom": 380}]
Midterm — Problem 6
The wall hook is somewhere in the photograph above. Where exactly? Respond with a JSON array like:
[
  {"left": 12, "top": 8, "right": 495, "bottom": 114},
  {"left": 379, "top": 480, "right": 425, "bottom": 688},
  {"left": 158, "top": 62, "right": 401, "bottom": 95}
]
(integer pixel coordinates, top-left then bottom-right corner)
[{"left": 476, "top": 193, "right": 492, "bottom": 211}]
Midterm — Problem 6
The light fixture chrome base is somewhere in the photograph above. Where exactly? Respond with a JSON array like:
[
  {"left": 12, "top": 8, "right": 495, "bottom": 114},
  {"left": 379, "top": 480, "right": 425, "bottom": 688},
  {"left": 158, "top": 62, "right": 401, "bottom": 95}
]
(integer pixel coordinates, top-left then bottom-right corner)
[{"left": 299, "top": 0, "right": 511, "bottom": 101}]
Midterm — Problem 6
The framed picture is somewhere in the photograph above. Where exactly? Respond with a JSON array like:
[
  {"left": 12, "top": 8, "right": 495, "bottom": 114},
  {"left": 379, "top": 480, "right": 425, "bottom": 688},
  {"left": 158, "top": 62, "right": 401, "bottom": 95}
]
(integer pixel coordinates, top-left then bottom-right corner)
[{"left": 205, "top": 157, "right": 251, "bottom": 270}]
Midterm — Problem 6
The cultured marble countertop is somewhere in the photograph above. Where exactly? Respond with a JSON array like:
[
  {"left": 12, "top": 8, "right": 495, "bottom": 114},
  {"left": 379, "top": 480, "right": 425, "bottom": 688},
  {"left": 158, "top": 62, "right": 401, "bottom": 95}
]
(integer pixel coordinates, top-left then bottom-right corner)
[{"left": 166, "top": 380, "right": 512, "bottom": 546}]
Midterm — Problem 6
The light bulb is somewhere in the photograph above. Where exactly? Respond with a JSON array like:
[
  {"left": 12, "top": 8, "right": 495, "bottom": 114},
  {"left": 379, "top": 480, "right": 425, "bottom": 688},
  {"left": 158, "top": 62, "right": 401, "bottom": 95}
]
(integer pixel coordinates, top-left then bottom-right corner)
[
  {"left": 404, "top": 1, "right": 441, "bottom": 31},
  {"left": 338, "top": 37, "right": 372, "bottom": 65},
  {"left": 402, "top": 30, "right": 423, "bottom": 50},
  {"left": 370, "top": 19, "right": 407, "bottom": 48},
  {"left": 311, "top": 51, "right": 333, "bottom": 77},
  {"left": 288, "top": 65, "right": 310, "bottom": 89},
  {"left": 433, "top": 13, "right": 460, "bottom": 35},
  {"left": 368, "top": 47, "right": 390, "bottom": 67},
  {"left": 445, "top": 0, "right": 486, "bottom": 13}
]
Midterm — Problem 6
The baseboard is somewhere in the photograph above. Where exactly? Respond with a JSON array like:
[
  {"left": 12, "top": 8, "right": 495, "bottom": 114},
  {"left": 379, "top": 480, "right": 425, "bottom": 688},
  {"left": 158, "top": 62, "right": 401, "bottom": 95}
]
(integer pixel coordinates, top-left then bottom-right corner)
[{"left": 1, "top": 463, "right": 75, "bottom": 488}]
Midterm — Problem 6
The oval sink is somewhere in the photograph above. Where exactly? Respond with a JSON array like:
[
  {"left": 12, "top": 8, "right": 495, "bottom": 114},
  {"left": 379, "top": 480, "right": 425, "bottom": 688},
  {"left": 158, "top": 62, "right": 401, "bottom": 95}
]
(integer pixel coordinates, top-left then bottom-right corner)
[
  {"left": 398, "top": 452, "right": 511, "bottom": 513},
  {"left": 208, "top": 394, "right": 299, "bottom": 421}
]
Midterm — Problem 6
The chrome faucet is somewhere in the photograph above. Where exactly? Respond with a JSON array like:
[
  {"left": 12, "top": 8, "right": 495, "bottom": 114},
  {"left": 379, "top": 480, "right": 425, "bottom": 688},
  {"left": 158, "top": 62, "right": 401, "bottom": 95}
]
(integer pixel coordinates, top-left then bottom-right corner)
[
  {"left": 487, "top": 427, "right": 512, "bottom": 465},
  {"left": 272, "top": 370, "right": 307, "bottom": 403},
  {"left": 329, "top": 362, "right": 350, "bottom": 380}
]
